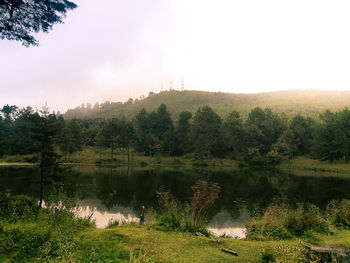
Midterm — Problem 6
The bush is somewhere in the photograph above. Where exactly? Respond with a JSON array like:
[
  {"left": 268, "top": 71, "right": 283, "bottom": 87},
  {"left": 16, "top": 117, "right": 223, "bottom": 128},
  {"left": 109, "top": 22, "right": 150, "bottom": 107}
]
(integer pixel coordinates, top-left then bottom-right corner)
[
  {"left": 182, "top": 153, "right": 195, "bottom": 159},
  {"left": 246, "top": 202, "right": 330, "bottom": 240},
  {"left": 156, "top": 187, "right": 184, "bottom": 230},
  {"left": 246, "top": 220, "right": 292, "bottom": 240},
  {"left": 246, "top": 203, "right": 292, "bottom": 240},
  {"left": 0, "top": 224, "right": 51, "bottom": 259},
  {"left": 265, "top": 150, "right": 283, "bottom": 165},
  {"left": 0, "top": 195, "right": 39, "bottom": 222},
  {"left": 156, "top": 181, "right": 220, "bottom": 235},
  {"left": 285, "top": 204, "right": 329, "bottom": 236},
  {"left": 245, "top": 147, "right": 265, "bottom": 165},
  {"left": 261, "top": 250, "right": 277, "bottom": 263},
  {"left": 0, "top": 192, "right": 95, "bottom": 262},
  {"left": 326, "top": 199, "right": 350, "bottom": 228}
]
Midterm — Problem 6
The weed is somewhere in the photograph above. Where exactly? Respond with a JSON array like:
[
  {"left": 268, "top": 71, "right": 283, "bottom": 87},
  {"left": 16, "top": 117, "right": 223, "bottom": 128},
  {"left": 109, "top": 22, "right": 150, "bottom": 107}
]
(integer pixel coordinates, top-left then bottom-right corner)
[
  {"left": 261, "top": 250, "right": 277, "bottom": 262},
  {"left": 191, "top": 180, "right": 221, "bottom": 226}
]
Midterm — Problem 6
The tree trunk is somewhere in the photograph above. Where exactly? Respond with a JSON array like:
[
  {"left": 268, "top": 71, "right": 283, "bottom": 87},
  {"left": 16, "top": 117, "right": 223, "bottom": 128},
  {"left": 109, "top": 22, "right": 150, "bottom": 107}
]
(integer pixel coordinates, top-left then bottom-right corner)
[
  {"left": 127, "top": 145, "right": 130, "bottom": 164},
  {"left": 131, "top": 147, "right": 133, "bottom": 164},
  {"left": 288, "top": 152, "right": 291, "bottom": 165},
  {"left": 111, "top": 141, "right": 114, "bottom": 160},
  {"left": 39, "top": 161, "right": 44, "bottom": 208}
]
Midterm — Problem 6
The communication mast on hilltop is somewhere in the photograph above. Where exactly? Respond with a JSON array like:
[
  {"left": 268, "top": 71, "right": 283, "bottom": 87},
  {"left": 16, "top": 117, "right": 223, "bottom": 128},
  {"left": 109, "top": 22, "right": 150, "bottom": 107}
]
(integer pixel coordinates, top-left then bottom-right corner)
[
  {"left": 169, "top": 80, "right": 173, "bottom": 91},
  {"left": 160, "top": 81, "right": 164, "bottom": 92},
  {"left": 181, "top": 77, "right": 185, "bottom": 91}
]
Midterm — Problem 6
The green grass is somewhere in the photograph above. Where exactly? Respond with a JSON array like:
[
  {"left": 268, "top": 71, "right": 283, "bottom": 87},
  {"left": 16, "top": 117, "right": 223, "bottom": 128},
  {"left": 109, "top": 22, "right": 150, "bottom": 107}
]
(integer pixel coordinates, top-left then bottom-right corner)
[
  {"left": 2, "top": 207, "right": 350, "bottom": 262},
  {"left": 65, "top": 150, "right": 350, "bottom": 176},
  {"left": 65, "top": 147, "right": 239, "bottom": 169},
  {"left": 312, "top": 229, "right": 350, "bottom": 247},
  {"left": 3, "top": 220, "right": 350, "bottom": 262},
  {"left": 74, "top": 223, "right": 350, "bottom": 263},
  {"left": 3, "top": 149, "right": 350, "bottom": 177},
  {"left": 77, "top": 224, "right": 301, "bottom": 263},
  {"left": 278, "top": 157, "right": 350, "bottom": 175},
  {"left": 0, "top": 154, "right": 37, "bottom": 165}
]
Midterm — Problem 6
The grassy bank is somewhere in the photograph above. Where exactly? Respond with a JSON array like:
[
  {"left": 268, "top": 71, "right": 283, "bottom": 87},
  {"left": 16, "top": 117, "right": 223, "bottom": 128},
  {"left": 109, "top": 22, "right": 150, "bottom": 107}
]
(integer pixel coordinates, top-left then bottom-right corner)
[
  {"left": 2, "top": 150, "right": 350, "bottom": 176},
  {"left": 75, "top": 223, "right": 305, "bottom": 262},
  {"left": 2, "top": 193, "right": 350, "bottom": 262},
  {"left": 2, "top": 220, "right": 350, "bottom": 263},
  {"left": 278, "top": 157, "right": 350, "bottom": 175},
  {"left": 80, "top": 224, "right": 350, "bottom": 262},
  {"left": 0, "top": 148, "right": 239, "bottom": 169},
  {"left": 2, "top": 195, "right": 350, "bottom": 262}
]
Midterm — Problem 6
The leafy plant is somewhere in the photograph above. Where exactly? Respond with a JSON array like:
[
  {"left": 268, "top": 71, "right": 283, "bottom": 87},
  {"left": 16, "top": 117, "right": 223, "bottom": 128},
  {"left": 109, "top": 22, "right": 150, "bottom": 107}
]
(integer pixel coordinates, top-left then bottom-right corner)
[
  {"left": 285, "top": 203, "right": 329, "bottom": 236},
  {"left": 156, "top": 186, "right": 185, "bottom": 230},
  {"left": 246, "top": 202, "right": 330, "bottom": 240},
  {"left": 0, "top": 194, "right": 39, "bottom": 222},
  {"left": 326, "top": 199, "right": 350, "bottom": 228},
  {"left": 261, "top": 250, "right": 277, "bottom": 263}
]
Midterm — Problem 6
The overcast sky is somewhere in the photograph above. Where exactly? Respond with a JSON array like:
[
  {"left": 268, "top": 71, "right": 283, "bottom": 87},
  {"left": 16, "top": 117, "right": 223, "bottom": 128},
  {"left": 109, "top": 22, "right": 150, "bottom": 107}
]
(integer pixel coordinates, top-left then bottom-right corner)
[{"left": 1, "top": 0, "right": 350, "bottom": 112}]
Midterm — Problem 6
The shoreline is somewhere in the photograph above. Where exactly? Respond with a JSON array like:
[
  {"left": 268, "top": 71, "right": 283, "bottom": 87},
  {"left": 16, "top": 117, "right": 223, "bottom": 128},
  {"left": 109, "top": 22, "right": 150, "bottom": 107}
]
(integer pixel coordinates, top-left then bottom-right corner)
[{"left": 2, "top": 155, "right": 350, "bottom": 177}]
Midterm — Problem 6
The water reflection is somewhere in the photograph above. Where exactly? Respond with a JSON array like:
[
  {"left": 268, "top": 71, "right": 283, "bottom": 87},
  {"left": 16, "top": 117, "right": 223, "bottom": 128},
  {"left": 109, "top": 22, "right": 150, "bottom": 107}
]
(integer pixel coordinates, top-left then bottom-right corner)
[
  {"left": 2, "top": 165, "right": 350, "bottom": 238},
  {"left": 75, "top": 199, "right": 140, "bottom": 228},
  {"left": 207, "top": 209, "right": 249, "bottom": 238}
]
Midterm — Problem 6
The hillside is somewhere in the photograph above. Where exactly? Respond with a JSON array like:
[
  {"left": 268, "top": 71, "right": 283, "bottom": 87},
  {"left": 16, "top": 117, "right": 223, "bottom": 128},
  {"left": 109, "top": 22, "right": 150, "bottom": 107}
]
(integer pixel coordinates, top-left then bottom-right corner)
[{"left": 63, "top": 89, "right": 350, "bottom": 120}]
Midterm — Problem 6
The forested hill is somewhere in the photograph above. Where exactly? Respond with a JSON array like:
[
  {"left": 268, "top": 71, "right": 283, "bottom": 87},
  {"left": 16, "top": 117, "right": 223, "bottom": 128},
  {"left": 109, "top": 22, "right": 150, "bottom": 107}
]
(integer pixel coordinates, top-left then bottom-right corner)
[{"left": 63, "top": 89, "right": 350, "bottom": 120}]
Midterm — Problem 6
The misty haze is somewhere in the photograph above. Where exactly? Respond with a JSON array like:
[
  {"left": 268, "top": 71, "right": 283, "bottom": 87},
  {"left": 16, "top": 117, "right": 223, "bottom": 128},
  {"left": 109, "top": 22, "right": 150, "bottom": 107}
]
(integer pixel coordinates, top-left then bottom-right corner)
[{"left": 1, "top": 1, "right": 350, "bottom": 262}]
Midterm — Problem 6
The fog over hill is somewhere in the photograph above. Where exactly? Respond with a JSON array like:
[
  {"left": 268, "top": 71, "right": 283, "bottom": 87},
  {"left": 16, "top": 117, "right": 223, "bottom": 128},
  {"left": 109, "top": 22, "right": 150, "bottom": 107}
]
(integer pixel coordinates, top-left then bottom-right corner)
[{"left": 63, "top": 89, "right": 350, "bottom": 120}]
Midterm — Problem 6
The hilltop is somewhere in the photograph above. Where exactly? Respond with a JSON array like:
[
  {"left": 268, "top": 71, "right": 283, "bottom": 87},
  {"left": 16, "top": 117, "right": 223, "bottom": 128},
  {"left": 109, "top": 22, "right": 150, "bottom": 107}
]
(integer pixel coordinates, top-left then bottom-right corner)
[{"left": 63, "top": 89, "right": 350, "bottom": 120}]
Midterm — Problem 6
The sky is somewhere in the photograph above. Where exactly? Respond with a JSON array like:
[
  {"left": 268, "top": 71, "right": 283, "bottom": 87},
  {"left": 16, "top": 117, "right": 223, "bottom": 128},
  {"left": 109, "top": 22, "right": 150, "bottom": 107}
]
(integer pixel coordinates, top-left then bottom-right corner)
[{"left": 1, "top": 0, "right": 350, "bottom": 112}]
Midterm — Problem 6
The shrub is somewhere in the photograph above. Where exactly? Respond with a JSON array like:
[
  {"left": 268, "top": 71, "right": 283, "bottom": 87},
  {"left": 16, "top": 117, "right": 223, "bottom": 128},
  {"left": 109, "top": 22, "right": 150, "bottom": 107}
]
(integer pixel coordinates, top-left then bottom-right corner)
[
  {"left": 156, "top": 187, "right": 184, "bottom": 230},
  {"left": 246, "top": 202, "right": 292, "bottom": 240},
  {"left": 246, "top": 202, "right": 330, "bottom": 240},
  {"left": 326, "top": 199, "right": 350, "bottom": 228},
  {"left": 245, "top": 147, "right": 264, "bottom": 165},
  {"left": 246, "top": 220, "right": 292, "bottom": 240},
  {"left": 182, "top": 153, "right": 195, "bottom": 159},
  {"left": 0, "top": 224, "right": 52, "bottom": 259},
  {"left": 265, "top": 150, "right": 283, "bottom": 165},
  {"left": 41, "top": 188, "right": 94, "bottom": 232},
  {"left": 285, "top": 204, "right": 329, "bottom": 236},
  {"left": 261, "top": 250, "right": 277, "bottom": 263},
  {"left": 0, "top": 192, "right": 94, "bottom": 262},
  {"left": 156, "top": 181, "right": 220, "bottom": 234},
  {"left": 0, "top": 195, "right": 39, "bottom": 222}
]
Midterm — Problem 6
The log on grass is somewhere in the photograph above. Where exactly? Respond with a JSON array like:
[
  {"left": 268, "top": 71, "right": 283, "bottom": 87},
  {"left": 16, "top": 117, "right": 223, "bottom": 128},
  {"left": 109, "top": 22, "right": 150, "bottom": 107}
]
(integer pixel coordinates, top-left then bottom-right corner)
[{"left": 221, "top": 248, "right": 239, "bottom": 256}]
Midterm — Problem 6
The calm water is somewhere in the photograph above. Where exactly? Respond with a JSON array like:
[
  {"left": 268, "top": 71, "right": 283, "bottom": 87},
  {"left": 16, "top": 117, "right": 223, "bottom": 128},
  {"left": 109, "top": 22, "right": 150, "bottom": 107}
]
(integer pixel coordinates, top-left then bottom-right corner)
[{"left": 1, "top": 165, "right": 350, "bottom": 238}]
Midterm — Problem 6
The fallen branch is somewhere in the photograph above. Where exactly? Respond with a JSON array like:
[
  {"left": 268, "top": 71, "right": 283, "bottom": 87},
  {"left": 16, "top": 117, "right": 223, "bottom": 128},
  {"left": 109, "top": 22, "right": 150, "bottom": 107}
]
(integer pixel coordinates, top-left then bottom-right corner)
[{"left": 221, "top": 248, "right": 239, "bottom": 256}]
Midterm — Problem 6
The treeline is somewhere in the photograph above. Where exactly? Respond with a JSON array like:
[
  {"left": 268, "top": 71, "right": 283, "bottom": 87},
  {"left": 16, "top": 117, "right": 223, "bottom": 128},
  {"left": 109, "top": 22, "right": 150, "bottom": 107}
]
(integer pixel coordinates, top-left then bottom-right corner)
[
  {"left": 64, "top": 98, "right": 136, "bottom": 119},
  {"left": 1, "top": 104, "right": 350, "bottom": 164}
]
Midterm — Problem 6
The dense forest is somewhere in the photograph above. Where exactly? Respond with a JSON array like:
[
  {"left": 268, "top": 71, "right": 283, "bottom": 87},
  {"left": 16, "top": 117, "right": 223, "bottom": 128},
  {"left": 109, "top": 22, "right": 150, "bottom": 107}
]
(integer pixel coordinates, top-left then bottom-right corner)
[
  {"left": 2, "top": 102, "right": 350, "bottom": 165},
  {"left": 64, "top": 89, "right": 350, "bottom": 120}
]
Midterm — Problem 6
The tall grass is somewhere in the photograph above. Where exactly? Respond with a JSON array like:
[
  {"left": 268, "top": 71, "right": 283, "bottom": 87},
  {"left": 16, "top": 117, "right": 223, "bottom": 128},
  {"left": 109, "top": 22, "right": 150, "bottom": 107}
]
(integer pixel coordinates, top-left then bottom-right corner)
[
  {"left": 246, "top": 199, "right": 350, "bottom": 240},
  {"left": 156, "top": 180, "right": 220, "bottom": 236},
  {"left": 0, "top": 189, "right": 94, "bottom": 262}
]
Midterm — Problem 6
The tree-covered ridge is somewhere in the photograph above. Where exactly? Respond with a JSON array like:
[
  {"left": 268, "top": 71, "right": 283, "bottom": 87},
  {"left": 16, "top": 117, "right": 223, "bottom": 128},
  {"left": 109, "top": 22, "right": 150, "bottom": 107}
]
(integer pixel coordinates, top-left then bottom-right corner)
[
  {"left": 64, "top": 89, "right": 350, "bottom": 120},
  {"left": 2, "top": 103, "right": 350, "bottom": 164}
]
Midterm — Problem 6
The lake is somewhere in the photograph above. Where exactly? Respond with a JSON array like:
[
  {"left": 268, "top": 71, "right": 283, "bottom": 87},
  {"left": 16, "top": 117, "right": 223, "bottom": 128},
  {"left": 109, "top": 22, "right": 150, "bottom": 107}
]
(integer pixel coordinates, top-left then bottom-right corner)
[{"left": 1, "top": 165, "right": 350, "bottom": 238}]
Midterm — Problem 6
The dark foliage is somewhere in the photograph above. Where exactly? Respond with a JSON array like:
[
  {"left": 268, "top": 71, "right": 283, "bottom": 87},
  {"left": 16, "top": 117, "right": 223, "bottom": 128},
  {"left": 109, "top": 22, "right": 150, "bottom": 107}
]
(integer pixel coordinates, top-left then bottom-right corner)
[
  {"left": 2, "top": 103, "right": 350, "bottom": 164},
  {"left": 0, "top": 0, "right": 77, "bottom": 46}
]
